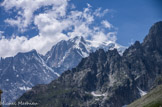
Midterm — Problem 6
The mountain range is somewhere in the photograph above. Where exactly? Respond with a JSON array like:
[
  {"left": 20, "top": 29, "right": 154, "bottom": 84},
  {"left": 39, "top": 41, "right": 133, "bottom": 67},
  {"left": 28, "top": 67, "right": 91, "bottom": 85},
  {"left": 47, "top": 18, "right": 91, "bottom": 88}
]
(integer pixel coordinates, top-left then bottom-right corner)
[
  {"left": 14, "top": 21, "right": 162, "bottom": 107},
  {"left": 0, "top": 35, "right": 124, "bottom": 104}
]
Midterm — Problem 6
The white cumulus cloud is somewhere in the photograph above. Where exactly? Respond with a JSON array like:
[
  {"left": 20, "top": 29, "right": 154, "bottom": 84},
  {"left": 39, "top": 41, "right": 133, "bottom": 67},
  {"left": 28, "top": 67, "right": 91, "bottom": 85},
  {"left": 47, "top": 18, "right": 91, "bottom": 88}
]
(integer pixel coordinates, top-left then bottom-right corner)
[
  {"left": 101, "top": 20, "right": 112, "bottom": 29},
  {"left": 0, "top": 0, "right": 118, "bottom": 58},
  {"left": 1, "top": 0, "right": 68, "bottom": 32}
]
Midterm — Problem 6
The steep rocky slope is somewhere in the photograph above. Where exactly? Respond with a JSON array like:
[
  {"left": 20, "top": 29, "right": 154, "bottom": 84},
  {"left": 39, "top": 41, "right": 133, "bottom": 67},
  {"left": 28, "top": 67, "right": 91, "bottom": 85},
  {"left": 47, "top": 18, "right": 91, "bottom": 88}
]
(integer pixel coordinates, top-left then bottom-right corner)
[{"left": 15, "top": 21, "right": 162, "bottom": 107}]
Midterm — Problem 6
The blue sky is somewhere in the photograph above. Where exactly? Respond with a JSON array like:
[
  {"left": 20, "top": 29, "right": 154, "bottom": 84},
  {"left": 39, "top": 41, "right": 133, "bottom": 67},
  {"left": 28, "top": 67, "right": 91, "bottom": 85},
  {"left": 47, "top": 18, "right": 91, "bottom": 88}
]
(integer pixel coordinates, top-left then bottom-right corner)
[
  {"left": 71, "top": 0, "right": 162, "bottom": 45},
  {"left": 0, "top": 0, "right": 161, "bottom": 57}
]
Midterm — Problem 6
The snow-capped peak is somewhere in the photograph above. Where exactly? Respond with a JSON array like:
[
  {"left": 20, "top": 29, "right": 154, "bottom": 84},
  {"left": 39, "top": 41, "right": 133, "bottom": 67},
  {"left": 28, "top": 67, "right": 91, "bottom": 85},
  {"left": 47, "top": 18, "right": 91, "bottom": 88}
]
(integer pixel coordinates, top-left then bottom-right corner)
[
  {"left": 45, "top": 36, "right": 126, "bottom": 75},
  {"left": 69, "top": 36, "right": 126, "bottom": 56}
]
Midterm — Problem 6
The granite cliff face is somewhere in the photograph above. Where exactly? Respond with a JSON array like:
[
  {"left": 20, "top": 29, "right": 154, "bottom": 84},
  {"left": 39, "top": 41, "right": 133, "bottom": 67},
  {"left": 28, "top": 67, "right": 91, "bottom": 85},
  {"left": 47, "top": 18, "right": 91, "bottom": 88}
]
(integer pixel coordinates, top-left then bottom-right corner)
[{"left": 14, "top": 21, "right": 162, "bottom": 107}]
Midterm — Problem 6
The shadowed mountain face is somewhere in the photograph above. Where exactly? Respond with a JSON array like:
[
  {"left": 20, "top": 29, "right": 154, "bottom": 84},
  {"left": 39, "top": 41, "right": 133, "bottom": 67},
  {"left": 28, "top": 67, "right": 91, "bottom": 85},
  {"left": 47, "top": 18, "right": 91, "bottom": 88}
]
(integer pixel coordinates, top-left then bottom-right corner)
[{"left": 15, "top": 21, "right": 162, "bottom": 107}]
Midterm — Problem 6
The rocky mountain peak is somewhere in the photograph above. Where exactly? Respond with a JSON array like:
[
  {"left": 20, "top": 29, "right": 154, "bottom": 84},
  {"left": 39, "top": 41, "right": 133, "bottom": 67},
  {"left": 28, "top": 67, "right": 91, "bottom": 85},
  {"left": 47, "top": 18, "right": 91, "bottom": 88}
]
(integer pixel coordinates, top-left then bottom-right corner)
[
  {"left": 142, "top": 21, "right": 162, "bottom": 52},
  {"left": 148, "top": 21, "right": 162, "bottom": 36},
  {"left": 69, "top": 36, "right": 86, "bottom": 43},
  {"left": 16, "top": 49, "right": 38, "bottom": 57}
]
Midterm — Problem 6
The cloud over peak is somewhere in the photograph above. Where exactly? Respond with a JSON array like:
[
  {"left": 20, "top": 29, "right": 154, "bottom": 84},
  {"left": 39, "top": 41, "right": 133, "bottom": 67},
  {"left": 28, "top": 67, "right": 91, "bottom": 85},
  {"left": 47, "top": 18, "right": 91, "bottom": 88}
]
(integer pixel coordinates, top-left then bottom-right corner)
[{"left": 0, "top": 0, "right": 117, "bottom": 58}]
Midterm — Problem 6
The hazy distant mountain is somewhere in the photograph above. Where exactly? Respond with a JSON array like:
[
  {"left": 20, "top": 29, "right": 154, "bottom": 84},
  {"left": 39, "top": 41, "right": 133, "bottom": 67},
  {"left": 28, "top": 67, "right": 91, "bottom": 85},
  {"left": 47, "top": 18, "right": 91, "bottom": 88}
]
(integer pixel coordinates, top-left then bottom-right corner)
[
  {"left": 0, "top": 50, "right": 59, "bottom": 104},
  {"left": 15, "top": 21, "right": 162, "bottom": 107}
]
